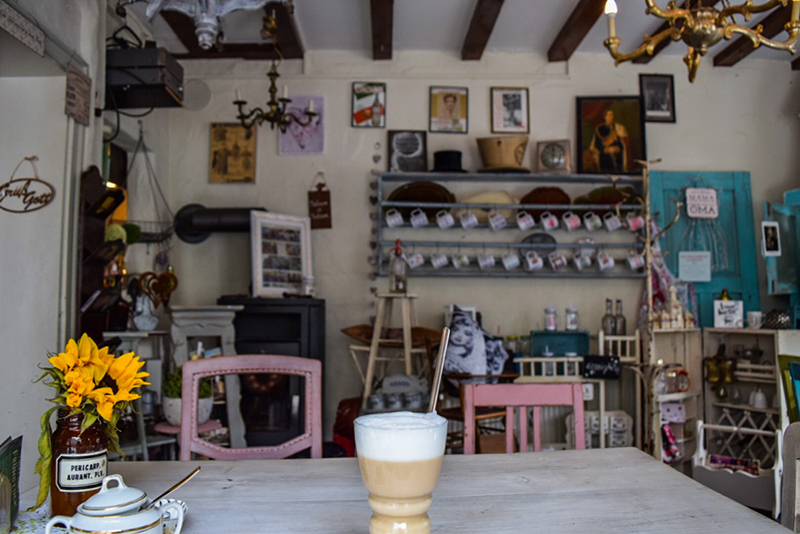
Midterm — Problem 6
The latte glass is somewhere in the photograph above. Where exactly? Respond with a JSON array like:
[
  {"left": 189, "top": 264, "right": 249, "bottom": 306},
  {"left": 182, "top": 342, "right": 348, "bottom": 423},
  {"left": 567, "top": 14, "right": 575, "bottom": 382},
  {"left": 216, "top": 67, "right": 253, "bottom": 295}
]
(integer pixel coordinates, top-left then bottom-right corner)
[{"left": 354, "top": 412, "right": 447, "bottom": 534}]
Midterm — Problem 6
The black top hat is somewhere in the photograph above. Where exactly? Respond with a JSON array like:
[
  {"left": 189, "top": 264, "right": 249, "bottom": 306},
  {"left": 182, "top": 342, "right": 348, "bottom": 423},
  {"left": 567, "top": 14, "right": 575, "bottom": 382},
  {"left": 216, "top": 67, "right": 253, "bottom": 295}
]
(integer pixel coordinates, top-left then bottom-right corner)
[{"left": 431, "top": 150, "right": 467, "bottom": 173}]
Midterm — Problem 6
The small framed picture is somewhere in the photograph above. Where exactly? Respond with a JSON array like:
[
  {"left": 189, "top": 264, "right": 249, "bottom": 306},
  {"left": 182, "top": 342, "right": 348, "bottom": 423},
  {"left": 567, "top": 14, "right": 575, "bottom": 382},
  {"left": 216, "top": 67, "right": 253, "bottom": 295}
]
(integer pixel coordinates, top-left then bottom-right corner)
[
  {"left": 639, "top": 74, "right": 676, "bottom": 123},
  {"left": 762, "top": 221, "right": 781, "bottom": 257},
  {"left": 576, "top": 96, "right": 646, "bottom": 175},
  {"left": 352, "top": 82, "right": 386, "bottom": 128},
  {"left": 251, "top": 212, "right": 313, "bottom": 297},
  {"left": 388, "top": 130, "right": 427, "bottom": 173},
  {"left": 491, "top": 87, "right": 529, "bottom": 134},
  {"left": 429, "top": 86, "right": 468, "bottom": 134},
  {"left": 209, "top": 123, "right": 256, "bottom": 183}
]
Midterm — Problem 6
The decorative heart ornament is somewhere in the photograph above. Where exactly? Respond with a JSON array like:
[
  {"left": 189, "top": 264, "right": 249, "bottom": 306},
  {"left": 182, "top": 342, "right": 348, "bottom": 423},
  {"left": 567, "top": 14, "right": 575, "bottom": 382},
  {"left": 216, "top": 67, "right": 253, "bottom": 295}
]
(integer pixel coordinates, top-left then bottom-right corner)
[{"left": 138, "top": 271, "right": 178, "bottom": 308}]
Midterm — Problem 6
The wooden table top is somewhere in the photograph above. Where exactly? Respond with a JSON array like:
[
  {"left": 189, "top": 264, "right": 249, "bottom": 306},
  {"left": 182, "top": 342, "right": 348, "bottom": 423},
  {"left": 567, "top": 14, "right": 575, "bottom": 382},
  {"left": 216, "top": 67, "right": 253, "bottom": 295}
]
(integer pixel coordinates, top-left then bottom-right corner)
[{"left": 19, "top": 448, "right": 785, "bottom": 533}]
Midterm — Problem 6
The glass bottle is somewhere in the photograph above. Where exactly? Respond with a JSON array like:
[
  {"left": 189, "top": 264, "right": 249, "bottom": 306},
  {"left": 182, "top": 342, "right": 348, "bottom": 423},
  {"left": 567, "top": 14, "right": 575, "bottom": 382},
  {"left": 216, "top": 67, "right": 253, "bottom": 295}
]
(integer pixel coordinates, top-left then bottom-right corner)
[
  {"left": 719, "top": 288, "right": 731, "bottom": 300},
  {"left": 519, "top": 335, "right": 531, "bottom": 358},
  {"left": 389, "top": 240, "right": 407, "bottom": 294},
  {"left": 50, "top": 409, "right": 108, "bottom": 517},
  {"left": 506, "top": 335, "right": 518, "bottom": 356},
  {"left": 371, "top": 94, "right": 382, "bottom": 126},
  {"left": 565, "top": 305, "right": 579, "bottom": 331},
  {"left": 544, "top": 307, "right": 558, "bottom": 331},
  {"left": 614, "top": 299, "right": 627, "bottom": 335},
  {"left": 601, "top": 299, "right": 616, "bottom": 336}
]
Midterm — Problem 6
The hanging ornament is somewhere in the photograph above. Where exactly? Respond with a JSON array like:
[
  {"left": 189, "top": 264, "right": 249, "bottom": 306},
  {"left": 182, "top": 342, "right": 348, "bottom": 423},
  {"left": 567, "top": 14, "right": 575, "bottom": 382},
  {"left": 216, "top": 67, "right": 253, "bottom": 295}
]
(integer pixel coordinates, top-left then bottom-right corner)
[{"left": 308, "top": 172, "right": 332, "bottom": 229}]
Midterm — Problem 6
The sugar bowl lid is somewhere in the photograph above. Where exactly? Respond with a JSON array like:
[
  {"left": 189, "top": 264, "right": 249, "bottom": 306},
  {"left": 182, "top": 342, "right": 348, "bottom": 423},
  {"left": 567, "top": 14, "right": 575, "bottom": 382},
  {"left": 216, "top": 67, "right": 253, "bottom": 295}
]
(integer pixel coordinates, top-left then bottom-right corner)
[{"left": 79, "top": 474, "right": 147, "bottom": 516}]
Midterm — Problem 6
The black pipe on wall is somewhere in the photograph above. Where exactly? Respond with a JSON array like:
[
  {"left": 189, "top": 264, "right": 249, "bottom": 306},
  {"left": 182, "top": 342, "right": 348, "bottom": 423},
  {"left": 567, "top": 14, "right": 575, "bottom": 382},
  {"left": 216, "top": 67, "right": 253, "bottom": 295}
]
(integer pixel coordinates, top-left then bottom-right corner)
[{"left": 174, "top": 203, "right": 266, "bottom": 243}]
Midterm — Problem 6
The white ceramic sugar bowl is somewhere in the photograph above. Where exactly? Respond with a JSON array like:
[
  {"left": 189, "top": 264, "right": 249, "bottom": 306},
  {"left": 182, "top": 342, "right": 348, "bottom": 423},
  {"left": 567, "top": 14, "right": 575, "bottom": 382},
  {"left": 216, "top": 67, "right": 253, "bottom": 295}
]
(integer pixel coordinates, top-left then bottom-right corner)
[{"left": 46, "top": 474, "right": 185, "bottom": 534}]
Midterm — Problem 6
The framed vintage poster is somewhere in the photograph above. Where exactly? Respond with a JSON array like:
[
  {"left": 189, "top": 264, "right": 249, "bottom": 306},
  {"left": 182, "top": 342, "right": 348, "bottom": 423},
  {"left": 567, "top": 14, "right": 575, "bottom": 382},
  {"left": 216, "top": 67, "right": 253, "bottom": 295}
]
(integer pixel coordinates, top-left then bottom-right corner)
[
  {"left": 429, "top": 86, "right": 468, "bottom": 134},
  {"left": 639, "top": 73, "right": 676, "bottom": 123},
  {"left": 279, "top": 96, "right": 324, "bottom": 155},
  {"left": 576, "top": 96, "right": 646, "bottom": 175},
  {"left": 251, "top": 212, "right": 313, "bottom": 297},
  {"left": 209, "top": 123, "right": 256, "bottom": 183},
  {"left": 352, "top": 82, "right": 386, "bottom": 128},
  {"left": 491, "top": 87, "right": 529, "bottom": 134},
  {"left": 387, "top": 130, "right": 427, "bottom": 172}
]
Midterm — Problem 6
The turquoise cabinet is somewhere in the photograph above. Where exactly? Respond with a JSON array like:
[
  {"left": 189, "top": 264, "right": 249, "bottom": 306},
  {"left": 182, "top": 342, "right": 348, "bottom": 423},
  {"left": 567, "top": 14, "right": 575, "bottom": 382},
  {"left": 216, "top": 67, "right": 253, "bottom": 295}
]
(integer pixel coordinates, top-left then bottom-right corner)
[{"left": 764, "top": 188, "right": 800, "bottom": 327}]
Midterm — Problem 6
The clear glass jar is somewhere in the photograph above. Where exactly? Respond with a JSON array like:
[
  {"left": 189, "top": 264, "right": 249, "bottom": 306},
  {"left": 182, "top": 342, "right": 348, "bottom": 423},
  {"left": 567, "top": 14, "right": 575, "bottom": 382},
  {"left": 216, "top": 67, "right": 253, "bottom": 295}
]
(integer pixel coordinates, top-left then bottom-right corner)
[
  {"left": 544, "top": 307, "right": 558, "bottom": 331},
  {"left": 565, "top": 306, "right": 579, "bottom": 331},
  {"left": 519, "top": 335, "right": 531, "bottom": 358},
  {"left": 506, "top": 335, "right": 518, "bottom": 356}
]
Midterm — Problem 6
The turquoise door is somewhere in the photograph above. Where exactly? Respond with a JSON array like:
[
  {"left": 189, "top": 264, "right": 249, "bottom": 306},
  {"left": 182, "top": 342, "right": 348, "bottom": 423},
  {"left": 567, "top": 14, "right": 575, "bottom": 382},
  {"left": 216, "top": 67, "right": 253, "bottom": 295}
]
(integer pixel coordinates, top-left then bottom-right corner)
[
  {"left": 764, "top": 190, "right": 800, "bottom": 327},
  {"left": 650, "top": 171, "right": 759, "bottom": 327}
]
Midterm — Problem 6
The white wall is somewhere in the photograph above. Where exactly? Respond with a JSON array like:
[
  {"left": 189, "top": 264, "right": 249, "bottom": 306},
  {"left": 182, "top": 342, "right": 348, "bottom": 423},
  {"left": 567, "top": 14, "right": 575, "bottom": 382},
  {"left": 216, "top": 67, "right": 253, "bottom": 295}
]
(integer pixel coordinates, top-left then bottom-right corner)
[{"left": 164, "top": 50, "right": 800, "bottom": 432}]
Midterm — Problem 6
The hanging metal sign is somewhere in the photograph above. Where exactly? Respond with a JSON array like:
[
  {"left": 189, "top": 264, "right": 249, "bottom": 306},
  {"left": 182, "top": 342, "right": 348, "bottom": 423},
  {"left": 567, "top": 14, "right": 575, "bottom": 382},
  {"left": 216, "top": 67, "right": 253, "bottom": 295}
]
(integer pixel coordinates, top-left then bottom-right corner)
[
  {"left": 0, "top": 156, "right": 56, "bottom": 213},
  {"left": 0, "top": 1, "right": 45, "bottom": 56},
  {"left": 686, "top": 188, "right": 718, "bottom": 219},
  {"left": 65, "top": 65, "right": 92, "bottom": 126},
  {"left": 308, "top": 172, "right": 332, "bottom": 229}
]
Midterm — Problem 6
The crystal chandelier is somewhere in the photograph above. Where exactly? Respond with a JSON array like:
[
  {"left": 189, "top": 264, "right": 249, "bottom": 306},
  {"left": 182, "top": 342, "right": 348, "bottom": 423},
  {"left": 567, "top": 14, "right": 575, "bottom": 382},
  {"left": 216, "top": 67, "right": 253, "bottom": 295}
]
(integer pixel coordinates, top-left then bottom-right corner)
[
  {"left": 603, "top": 0, "right": 800, "bottom": 82},
  {"left": 232, "top": 10, "right": 317, "bottom": 132}
]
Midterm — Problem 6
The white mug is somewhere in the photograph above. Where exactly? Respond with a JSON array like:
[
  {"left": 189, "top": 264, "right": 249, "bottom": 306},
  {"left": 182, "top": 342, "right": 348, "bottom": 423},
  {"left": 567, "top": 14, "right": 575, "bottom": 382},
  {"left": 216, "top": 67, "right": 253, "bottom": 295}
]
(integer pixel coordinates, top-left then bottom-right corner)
[
  {"left": 540, "top": 211, "right": 559, "bottom": 231},
  {"left": 516, "top": 211, "right": 536, "bottom": 230},
  {"left": 409, "top": 208, "right": 429, "bottom": 228},
  {"left": 488, "top": 210, "right": 507, "bottom": 232},
  {"left": 562, "top": 211, "right": 582, "bottom": 232},
  {"left": 452, "top": 254, "right": 470, "bottom": 269},
  {"left": 436, "top": 210, "right": 455, "bottom": 229},
  {"left": 385, "top": 208, "right": 404, "bottom": 228},
  {"left": 477, "top": 253, "right": 496, "bottom": 270},
  {"left": 583, "top": 211, "right": 603, "bottom": 232},
  {"left": 548, "top": 252, "right": 568, "bottom": 270},
  {"left": 627, "top": 254, "right": 645, "bottom": 270},
  {"left": 525, "top": 251, "right": 544, "bottom": 271},
  {"left": 574, "top": 251, "right": 592, "bottom": 271},
  {"left": 501, "top": 252, "right": 520, "bottom": 271},
  {"left": 747, "top": 311, "right": 763, "bottom": 330},
  {"left": 603, "top": 212, "right": 622, "bottom": 232},
  {"left": 598, "top": 252, "right": 616, "bottom": 271},
  {"left": 404, "top": 252, "right": 424, "bottom": 269},
  {"left": 430, "top": 253, "right": 449, "bottom": 269},
  {"left": 626, "top": 213, "right": 645, "bottom": 231},
  {"left": 459, "top": 210, "right": 479, "bottom": 230}
]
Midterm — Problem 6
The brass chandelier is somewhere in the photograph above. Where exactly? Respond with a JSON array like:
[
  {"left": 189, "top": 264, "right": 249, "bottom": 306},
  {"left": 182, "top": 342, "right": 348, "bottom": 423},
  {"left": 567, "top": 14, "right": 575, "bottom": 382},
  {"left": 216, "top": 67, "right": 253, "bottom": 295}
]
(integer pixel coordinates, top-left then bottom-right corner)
[
  {"left": 603, "top": 0, "right": 800, "bottom": 82},
  {"left": 233, "top": 10, "right": 317, "bottom": 132}
]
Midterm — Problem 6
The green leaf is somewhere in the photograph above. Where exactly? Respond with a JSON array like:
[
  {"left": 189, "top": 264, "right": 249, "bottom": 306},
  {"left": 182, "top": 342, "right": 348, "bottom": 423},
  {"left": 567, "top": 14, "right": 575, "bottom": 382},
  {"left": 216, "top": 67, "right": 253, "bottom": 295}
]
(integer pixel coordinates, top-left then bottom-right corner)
[
  {"left": 80, "top": 412, "right": 97, "bottom": 435},
  {"left": 26, "top": 406, "right": 57, "bottom": 512}
]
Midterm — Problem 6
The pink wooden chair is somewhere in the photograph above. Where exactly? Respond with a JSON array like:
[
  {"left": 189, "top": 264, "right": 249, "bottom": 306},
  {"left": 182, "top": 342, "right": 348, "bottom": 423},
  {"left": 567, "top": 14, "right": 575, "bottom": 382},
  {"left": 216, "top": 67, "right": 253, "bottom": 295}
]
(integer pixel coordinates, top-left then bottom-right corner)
[
  {"left": 180, "top": 355, "right": 322, "bottom": 460},
  {"left": 463, "top": 383, "right": 585, "bottom": 454}
]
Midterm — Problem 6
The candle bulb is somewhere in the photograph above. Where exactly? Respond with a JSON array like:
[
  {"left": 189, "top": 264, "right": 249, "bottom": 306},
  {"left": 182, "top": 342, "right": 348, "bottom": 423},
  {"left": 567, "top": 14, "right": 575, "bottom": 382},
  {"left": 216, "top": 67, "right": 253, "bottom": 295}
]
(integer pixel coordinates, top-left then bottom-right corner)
[
  {"left": 283, "top": 85, "right": 289, "bottom": 99},
  {"left": 793, "top": 0, "right": 800, "bottom": 22},
  {"left": 308, "top": 99, "right": 314, "bottom": 113},
  {"left": 605, "top": 0, "right": 618, "bottom": 38},
  {"left": 235, "top": 89, "right": 243, "bottom": 101}
]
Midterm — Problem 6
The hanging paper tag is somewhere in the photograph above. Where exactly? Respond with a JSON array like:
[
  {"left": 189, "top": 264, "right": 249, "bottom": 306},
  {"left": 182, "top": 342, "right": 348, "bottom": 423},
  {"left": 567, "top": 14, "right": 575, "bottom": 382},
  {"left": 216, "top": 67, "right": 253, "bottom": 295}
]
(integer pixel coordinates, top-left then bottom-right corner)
[
  {"left": 686, "top": 188, "right": 718, "bottom": 219},
  {"left": 308, "top": 172, "right": 332, "bottom": 229},
  {"left": 65, "top": 65, "right": 92, "bottom": 127}
]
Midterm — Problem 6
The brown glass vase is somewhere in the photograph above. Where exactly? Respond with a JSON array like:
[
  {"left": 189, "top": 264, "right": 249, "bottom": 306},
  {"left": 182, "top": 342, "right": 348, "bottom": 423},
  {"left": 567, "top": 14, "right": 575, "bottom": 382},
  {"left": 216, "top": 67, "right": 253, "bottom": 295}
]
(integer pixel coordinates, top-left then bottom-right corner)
[{"left": 49, "top": 409, "right": 108, "bottom": 517}]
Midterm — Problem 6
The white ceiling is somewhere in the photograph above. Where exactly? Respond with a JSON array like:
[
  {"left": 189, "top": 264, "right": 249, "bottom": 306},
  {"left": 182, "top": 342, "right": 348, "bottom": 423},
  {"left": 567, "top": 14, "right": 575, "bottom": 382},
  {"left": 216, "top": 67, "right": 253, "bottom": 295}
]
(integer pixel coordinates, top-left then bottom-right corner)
[{"left": 130, "top": 0, "right": 795, "bottom": 63}]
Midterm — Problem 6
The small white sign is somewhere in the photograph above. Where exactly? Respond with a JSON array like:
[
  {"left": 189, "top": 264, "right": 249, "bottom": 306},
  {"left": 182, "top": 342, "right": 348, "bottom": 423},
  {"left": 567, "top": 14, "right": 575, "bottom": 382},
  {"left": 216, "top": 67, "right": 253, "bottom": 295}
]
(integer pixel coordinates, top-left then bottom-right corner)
[
  {"left": 686, "top": 188, "right": 719, "bottom": 219},
  {"left": 65, "top": 64, "right": 92, "bottom": 127},
  {"left": 0, "top": 1, "right": 45, "bottom": 56},
  {"left": 714, "top": 299, "right": 743, "bottom": 328},
  {"left": 679, "top": 251, "right": 712, "bottom": 282}
]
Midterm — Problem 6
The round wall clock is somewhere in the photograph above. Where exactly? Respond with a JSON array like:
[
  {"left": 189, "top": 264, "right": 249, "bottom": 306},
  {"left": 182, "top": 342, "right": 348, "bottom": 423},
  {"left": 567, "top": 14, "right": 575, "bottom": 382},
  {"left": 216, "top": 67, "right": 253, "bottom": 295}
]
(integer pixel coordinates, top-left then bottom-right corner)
[{"left": 536, "top": 140, "right": 571, "bottom": 173}]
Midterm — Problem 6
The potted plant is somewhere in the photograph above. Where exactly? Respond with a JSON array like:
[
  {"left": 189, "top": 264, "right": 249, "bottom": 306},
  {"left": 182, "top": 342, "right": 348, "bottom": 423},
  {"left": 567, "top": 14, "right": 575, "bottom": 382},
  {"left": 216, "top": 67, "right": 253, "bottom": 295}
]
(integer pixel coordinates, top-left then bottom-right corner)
[{"left": 161, "top": 366, "right": 213, "bottom": 427}]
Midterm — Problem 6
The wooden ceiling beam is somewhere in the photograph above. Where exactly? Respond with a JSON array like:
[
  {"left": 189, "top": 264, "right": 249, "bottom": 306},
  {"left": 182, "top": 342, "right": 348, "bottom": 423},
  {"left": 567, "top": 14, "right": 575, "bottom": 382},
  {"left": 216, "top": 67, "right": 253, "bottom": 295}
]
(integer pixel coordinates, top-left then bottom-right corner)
[
  {"left": 632, "top": 1, "right": 720, "bottom": 64},
  {"left": 461, "top": 0, "right": 505, "bottom": 60},
  {"left": 161, "top": 2, "right": 304, "bottom": 60},
  {"left": 547, "top": 0, "right": 605, "bottom": 62},
  {"left": 714, "top": 3, "right": 790, "bottom": 67},
  {"left": 371, "top": 0, "right": 393, "bottom": 60}
]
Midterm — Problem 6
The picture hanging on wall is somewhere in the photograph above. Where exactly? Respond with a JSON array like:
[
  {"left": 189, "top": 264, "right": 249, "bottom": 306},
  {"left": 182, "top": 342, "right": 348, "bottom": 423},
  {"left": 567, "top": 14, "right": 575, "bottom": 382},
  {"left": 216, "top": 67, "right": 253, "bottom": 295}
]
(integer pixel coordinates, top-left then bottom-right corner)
[
  {"left": 429, "top": 86, "right": 468, "bottom": 134},
  {"left": 251, "top": 211, "right": 313, "bottom": 297},
  {"left": 209, "top": 123, "right": 256, "bottom": 183},
  {"left": 490, "top": 87, "right": 529, "bottom": 134},
  {"left": 352, "top": 82, "right": 386, "bottom": 128},
  {"left": 762, "top": 221, "right": 781, "bottom": 257},
  {"left": 279, "top": 96, "right": 324, "bottom": 155},
  {"left": 576, "top": 96, "right": 646, "bottom": 175},
  {"left": 387, "top": 130, "right": 427, "bottom": 173},
  {"left": 639, "top": 73, "right": 676, "bottom": 123}
]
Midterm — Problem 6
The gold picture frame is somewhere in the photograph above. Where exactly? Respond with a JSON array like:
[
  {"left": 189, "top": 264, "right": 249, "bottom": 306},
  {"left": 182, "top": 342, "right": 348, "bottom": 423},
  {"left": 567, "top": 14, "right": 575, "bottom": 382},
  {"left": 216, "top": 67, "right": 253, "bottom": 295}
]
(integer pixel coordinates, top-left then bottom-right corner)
[{"left": 209, "top": 123, "right": 256, "bottom": 183}]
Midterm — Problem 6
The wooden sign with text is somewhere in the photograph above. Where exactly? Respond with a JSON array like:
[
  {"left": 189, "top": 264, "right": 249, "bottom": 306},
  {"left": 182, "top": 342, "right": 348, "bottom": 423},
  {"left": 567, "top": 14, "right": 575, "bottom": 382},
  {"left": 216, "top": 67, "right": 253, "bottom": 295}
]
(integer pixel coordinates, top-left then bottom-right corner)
[
  {"left": 65, "top": 65, "right": 92, "bottom": 127},
  {"left": 308, "top": 183, "right": 332, "bottom": 229},
  {"left": 0, "top": 156, "right": 55, "bottom": 213}
]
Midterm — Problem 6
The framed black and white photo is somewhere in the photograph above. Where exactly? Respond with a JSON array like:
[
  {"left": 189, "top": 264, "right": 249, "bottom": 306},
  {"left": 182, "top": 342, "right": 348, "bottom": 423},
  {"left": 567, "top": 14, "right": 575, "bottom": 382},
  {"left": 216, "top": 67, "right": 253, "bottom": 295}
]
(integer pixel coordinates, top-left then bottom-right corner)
[
  {"left": 491, "top": 87, "right": 529, "bottom": 134},
  {"left": 429, "top": 86, "right": 468, "bottom": 134},
  {"left": 762, "top": 221, "right": 781, "bottom": 257},
  {"left": 639, "top": 74, "right": 676, "bottom": 123},
  {"left": 387, "top": 130, "right": 427, "bottom": 172},
  {"left": 251, "top": 211, "right": 313, "bottom": 297}
]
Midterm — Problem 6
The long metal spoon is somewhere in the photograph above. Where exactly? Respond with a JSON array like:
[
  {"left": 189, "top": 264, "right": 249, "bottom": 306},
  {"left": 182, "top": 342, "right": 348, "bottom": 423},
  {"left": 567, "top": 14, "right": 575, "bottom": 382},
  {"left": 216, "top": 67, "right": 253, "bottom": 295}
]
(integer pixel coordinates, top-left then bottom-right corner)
[
  {"left": 427, "top": 327, "right": 450, "bottom": 414},
  {"left": 147, "top": 466, "right": 201, "bottom": 509}
]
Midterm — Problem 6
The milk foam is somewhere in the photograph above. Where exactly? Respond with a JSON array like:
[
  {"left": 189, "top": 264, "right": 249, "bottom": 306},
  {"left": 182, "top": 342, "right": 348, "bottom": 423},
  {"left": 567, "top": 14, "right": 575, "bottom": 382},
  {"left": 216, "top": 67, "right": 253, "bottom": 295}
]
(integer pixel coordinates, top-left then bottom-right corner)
[{"left": 354, "top": 412, "right": 447, "bottom": 462}]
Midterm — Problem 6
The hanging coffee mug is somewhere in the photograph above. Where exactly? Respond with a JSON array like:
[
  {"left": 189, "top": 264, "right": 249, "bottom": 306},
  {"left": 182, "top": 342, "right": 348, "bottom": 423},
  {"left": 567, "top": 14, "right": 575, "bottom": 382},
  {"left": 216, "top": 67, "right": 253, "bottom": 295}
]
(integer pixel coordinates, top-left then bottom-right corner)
[
  {"left": 477, "top": 253, "right": 496, "bottom": 270},
  {"left": 540, "top": 211, "right": 559, "bottom": 231},
  {"left": 459, "top": 210, "right": 479, "bottom": 230},
  {"left": 385, "top": 208, "right": 403, "bottom": 228},
  {"left": 404, "top": 252, "right": 424, "bottom": 269},
  {"left": 409, "top": 208, "right": 429, "bottom": 228},
  {"left": 562, "top": 211, "right": 581, "bottom": 232},
  {"left": 516, "top": 211, "right": 536, "bottom": 230},
  {"left": 627, "top": 253, "right": 645, "bottom": 270},
  {"left": 583, "top": 211, "right": 603, "bottom": 232},
  {"left": 598, "top": 252, "right": 616, "bottom": 271},
  {"left": 574, "top": 251, "right": 592, "bottom": 271},
  {"left": 548, "top": 251, "right": 568, "bottom": 271},
  {"left": 626, "top": 213, "right": 645, "bottom": 231},
  {"left": 603, "top": 212, "right": 622, "bottom": 232},
  {"left": 436, "top": 210, "right": 455, "bottom": 229},
  {"left": 525, "top": 251, "right": 544, "bottom": 271},
  {"left": 452, "top": 254, "right": 470, "bottom": 269},
  {"left": 502, "top": 252, "right": 520, "bottom": 271},
  {"left": 430, "top": 253, "right": 449, "bottom": 269},
  {"left": 488, "top": 210, "right": 507, "bottom": 232}
]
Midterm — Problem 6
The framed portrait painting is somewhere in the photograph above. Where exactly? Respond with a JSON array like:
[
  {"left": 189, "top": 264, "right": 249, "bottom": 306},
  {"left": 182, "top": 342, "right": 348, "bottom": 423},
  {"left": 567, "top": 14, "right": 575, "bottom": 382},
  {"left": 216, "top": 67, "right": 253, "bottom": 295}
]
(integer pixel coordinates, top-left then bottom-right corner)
[
  {"left": 576, "top": 96, "right": 646, "bottom": 175},
  {"left": 429, "top": 86, "right": 468, "bottom": 134},
  {"left": 209, "top": 123, "right": 256, "bottom": 183},
  {"left": 491, "top": 87, "right": 529, "bottom": 134},
  {"left": 352, "top": 82, "right": 386, "bottom": 128},
  {"left": 639, "top": 74, "right": 676, "bottom": 123},
  {"left": 251, "top": 211, "right": 313, "bottom": 297}
]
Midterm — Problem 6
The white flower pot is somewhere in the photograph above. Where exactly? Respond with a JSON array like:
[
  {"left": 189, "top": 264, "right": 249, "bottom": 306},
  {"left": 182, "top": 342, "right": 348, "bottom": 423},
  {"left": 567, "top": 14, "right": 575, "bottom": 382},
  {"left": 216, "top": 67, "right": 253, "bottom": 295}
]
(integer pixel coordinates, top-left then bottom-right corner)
[{"left": 162, "top": 396, "right": 213, "bottom": 427}]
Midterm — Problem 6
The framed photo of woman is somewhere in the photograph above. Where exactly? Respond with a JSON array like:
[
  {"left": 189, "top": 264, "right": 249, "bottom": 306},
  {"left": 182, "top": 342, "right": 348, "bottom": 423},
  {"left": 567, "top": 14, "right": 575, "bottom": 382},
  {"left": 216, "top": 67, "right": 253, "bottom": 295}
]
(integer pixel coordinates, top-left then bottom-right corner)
[
  {"left": 491, "top": 87, "right": 529, "bottom": 134},
  {"left": 429, "top": 86, "right": 468, "bottom": 134},
  {"left": 251, "top": 211, "right": 313, "bottom": 297},
  {"left": 639, "top": 74, "right": 676, "bottom": 123},
  {"left": 576, "top": 96, "right": 646, "bottom": 175}
]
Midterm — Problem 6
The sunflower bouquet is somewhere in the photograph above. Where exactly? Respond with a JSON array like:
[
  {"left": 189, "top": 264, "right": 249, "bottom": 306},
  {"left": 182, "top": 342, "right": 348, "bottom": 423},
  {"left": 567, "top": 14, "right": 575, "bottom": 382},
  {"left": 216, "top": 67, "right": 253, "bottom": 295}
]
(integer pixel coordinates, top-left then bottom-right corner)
[{"left": 31, "top": 334, "right": 150, "bottom": 509}]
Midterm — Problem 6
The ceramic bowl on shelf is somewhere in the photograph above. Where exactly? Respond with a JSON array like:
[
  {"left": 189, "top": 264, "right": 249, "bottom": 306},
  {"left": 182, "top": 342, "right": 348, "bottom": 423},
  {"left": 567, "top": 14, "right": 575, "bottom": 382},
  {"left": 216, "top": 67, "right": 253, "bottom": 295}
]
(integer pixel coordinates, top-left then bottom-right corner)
[
  {"left": 572, "top": 185, "right": 637, "bottom": 216},
  {"left": 520, "top": 233, "right": 557, "bottom": 256},
  {"left": 386, "top": 181, "right": 455, "bottom": 219},
  {"left": 519, "top": 187, "right": 570, "bottom": 219}
]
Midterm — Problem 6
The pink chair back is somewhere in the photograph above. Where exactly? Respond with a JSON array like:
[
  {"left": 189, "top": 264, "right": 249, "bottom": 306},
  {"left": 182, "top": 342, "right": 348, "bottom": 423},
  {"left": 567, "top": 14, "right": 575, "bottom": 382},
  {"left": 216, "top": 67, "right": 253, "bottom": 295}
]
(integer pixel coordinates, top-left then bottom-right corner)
[
  {"left": 180, "top": 355, "right": 322, "bottom": 460},
  {"left": 463, "top": 383, "right": 585, "bottom": 454}
]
